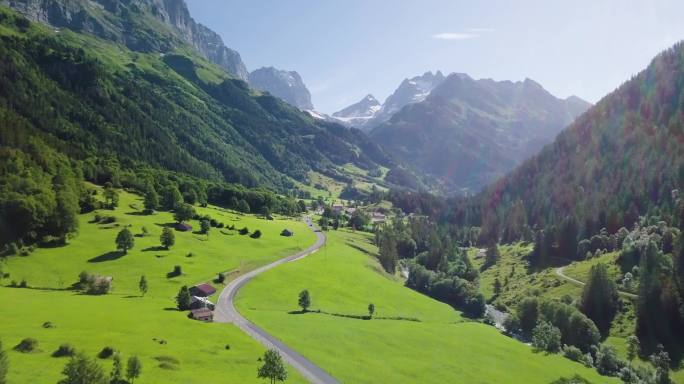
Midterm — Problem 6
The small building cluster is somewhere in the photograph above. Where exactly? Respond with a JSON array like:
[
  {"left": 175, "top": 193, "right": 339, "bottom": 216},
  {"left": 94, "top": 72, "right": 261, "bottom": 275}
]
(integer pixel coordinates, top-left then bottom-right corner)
[{"left": 189, "top": 283, "right": 216, "bottom": 322}]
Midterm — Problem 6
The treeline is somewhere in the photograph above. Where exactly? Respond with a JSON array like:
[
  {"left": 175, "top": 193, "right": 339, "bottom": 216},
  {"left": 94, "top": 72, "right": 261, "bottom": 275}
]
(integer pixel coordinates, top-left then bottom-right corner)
[
  {"left": 0, "top": 136, "right": 307, "bottom": 250},
  {"left": 376, "top": 217, "right": 485, "bottom": 317}
]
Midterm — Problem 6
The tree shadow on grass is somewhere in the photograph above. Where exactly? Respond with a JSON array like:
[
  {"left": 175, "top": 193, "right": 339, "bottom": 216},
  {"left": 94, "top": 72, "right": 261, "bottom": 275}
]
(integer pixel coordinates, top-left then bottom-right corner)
[
  {"left": 155, "top": 222, "right": 176, "bottom": 228},
  {"left": 142, "top": 246, "right": 167, "bottom": 252},
  {"left": 125, "top": 211, "right": 150, "bottom": 216},
  {"left": 88, "top": 251, "right": 125, "bottom": 263},
  {"left": 163, "top": 307, "right": 180, "bottom": 311}
]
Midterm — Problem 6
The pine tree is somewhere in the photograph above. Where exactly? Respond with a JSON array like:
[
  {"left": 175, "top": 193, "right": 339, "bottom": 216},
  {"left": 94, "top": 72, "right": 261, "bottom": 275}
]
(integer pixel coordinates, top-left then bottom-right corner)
[
  {"left": 138, "top": 275, "right": 148, "bottom": 297},
  {"left": 580, "top": 263, "right": 619, "bottom": 337},
  {"left": 298, "top": 290, "right": 311, "bottom": 312},
  {"left": 176, "top": 286, "right": 191, "bottom": 310}
]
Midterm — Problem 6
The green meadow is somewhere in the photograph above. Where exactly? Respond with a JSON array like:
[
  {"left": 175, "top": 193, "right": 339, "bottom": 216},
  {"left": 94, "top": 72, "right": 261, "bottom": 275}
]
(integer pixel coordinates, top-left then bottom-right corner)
[
  {"left": 235, "top": 230, "right": 617, "bottom": 384},
  {"left": 0, "top": 187, "right": 314, "bottom": 383}
]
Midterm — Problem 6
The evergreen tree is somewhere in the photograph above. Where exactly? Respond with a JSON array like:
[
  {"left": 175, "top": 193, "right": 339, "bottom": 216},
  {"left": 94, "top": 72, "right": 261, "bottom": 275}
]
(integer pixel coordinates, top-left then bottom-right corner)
[
  {"left": 58, "top": 353, "right": 107, "bottom": 384},
  {"left": 160, "top": 227, "right": 175, "bottom": 249},
  {"left": 138, "top": 275, "right": 148, "bottom": 297},
  {"left": 176, "top": 286, "right": 191, "bottom": 310},
  {"left": 103, "top": 185, "right": 119, "bottom": 210},
  {"left": 237, "top": 199, "right": 251, "bottom": 213},
  {"left": 493, "top": 278, "right": 502, "bottom": 296},
  {"left": 580, "top": 264, "right": 619, "bottom": 338},
  {"left": 626, "top": 335, "right": 640, "bottom": 362},
  {"left": 298, "top": 290, "right": 311, "bottom": 312},
  {"left": 115, "top": 228, "right": 134, "bottom": 254},
  {"left": 257, "top": 350, "right": 287, "bottom": 384},
  {"left": 368, "top": 303, "right": 375, "bottom": 318},
  {"left": 483, "top": 244, "right": 500, "bottom": 270},
  {"left": 200, "top": 220, "right": 211, "bottom": 235}
]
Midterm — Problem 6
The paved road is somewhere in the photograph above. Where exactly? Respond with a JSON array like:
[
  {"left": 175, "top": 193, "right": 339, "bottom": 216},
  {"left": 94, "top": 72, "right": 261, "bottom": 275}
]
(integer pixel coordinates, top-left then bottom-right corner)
[
  {"left": 214, "top": 217, "right": 339, "bottom": 384},
  {"left": 555, "top": 266, "right": 638, "bottom": 299}
]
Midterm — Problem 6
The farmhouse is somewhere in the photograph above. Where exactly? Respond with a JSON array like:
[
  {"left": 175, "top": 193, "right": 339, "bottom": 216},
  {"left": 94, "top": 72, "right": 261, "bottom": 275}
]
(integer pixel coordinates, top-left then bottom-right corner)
[
  {"left": 191, "top": 308, "right": 213, "bottom": 322},
  {"left": 331, "top": 203, "right": 344, "bottom": 214},
  {"left": 371, "top": 212, "right": 386, "bottom": 223},
  {"left": 190, "top": 296, "right": 215, "bottom": 310},
  {"left": 190, "top": 283, "right": 216, "bottom": 297}
]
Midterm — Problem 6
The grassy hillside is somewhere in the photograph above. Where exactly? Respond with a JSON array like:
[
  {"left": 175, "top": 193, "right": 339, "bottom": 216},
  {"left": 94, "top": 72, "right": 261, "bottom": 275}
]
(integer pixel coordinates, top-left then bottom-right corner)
[
  {"left": 235, "top": 230, "right": 617, "bottom": 383},
  {"left": 0, "top": 186, "right": 315, "bottom": 383},
  {"left": 0, "top": 5, "right": 393, "bottom": 193}
]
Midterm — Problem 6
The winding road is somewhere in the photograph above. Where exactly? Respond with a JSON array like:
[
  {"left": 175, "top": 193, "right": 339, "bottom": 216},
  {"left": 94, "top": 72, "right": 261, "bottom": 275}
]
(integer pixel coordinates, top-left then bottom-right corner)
[
  {"left": 555, "top": 266, "right": 638, "bottom": 299},
  {"left": 213, "top": 217, "right": 340, "bottom": 384}
]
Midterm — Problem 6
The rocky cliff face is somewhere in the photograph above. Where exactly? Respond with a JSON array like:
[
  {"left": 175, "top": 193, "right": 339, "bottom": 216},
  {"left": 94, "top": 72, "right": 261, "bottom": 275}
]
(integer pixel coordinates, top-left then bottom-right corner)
[
  {"left": 248, "top": 67, "right": 314, "bottom": 110},
  {"left": 370, "top": 73, "right": 591, "bottom": 194},
  {"left": 0, "top": 0, "right": 248, "bottom": 80}
]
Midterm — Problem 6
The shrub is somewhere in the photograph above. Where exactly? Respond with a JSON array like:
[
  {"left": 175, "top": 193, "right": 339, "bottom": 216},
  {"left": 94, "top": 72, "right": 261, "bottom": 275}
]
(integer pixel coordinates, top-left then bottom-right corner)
[
  {"left": 215, "top": 273, "right": 225, "bottom": 284},
  {"left": 562, "top": 345, "right": 584, "bottom": 362},
  {"left": 42, "top": 321, "right": 55, "bottom": 329},
  {"left": 250, "top": 230, "right": 262, "bottom": 239},
  {"left": 52, "top": 343, "right": 76, "bottom": 357},
  {"left": 19, "top": 279, "right": 28, "bottom": 288},
  {"left": 239, "top": 227, "right": 249, "bottom": 235},
  {"left": 532, "top": 321, "right": 562, "bottom": 353},
  {"left": 98, "top": 346, "right": 115, "bottom": 359},
  {"left": 14, "top": 338, "right": 39, "bottom": 353}
]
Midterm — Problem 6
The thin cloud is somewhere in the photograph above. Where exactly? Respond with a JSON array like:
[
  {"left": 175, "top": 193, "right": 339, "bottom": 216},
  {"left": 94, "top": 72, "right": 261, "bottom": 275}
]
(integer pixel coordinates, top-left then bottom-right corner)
[{"left": 432, "top": 32, "right": 479, "bottom": 41}]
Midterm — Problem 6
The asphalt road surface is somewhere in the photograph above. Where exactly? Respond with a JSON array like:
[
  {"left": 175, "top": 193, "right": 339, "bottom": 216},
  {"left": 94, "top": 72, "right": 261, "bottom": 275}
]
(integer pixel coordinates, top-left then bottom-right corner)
[{"left": 214, "top": 217, "right": 339, "bottom": 384}]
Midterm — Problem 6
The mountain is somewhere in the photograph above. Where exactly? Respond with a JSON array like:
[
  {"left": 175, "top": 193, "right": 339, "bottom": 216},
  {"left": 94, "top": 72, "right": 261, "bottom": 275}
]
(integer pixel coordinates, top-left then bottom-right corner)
[
  {"left": 332, "top": 71, "right": 446, "bottom": 130},
  {"left": 248, "top": 67, "right": 314, "bottom": 110},
  {"left": 460, "top": 41, "right": 684, "bottom": 238},
  {"left": 331, "top": 94, "right": 381, "bottom": 126},
  {"left": 371, "top": 74, "right": 591, "bottom": 193},
  {"left": 0, "top": 0, "right": 249, "bottom": 80},
  {"left": 0, "top": 4, "right": 393, "bottom": 193}
]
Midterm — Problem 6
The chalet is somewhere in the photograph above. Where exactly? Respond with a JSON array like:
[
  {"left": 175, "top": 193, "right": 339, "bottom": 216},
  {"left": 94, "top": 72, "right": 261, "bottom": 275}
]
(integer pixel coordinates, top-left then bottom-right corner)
[
  {"left": 176, "top": 222, "right": 193, "bottom": 232},
  {"left": 281, "top": 229, "right": 294, "bottom": 237},
  {"left": 371, "top": 212, "right": 386, "bottom": 223},
  {"left": 331, "top": 203, "right": 344, "bottom": 214},
  {"left": 345, "top": 207, "right": 357, "bottom": 215},
  {"left": 190, "top": 296, "right": 215, "bottom": 310},
  {"left": 191, "top": 308, "right": 213, "bottom": 322},
  {"left": 190, "top": 283, "right": 216, "bottom": 297}
]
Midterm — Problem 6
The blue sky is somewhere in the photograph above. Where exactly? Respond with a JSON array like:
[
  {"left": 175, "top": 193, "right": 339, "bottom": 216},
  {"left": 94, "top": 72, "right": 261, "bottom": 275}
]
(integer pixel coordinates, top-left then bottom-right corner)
[{"left": 187, "top": 0, "right": 684, "bottom": 114}]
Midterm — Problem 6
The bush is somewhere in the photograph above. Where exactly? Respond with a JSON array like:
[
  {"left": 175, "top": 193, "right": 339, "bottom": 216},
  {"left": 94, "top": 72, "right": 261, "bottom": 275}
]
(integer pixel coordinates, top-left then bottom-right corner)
[
  {"left": 532, "top": 321, "right": 562, "bottom": 353},
  {"left": 562, "top": 345, "right": 584, "bottom": 362},
  {"left": 98, "top": 346, "right": 115, "bottom": 359},
  {"left": 42, "top": 321, "right": 55, "bottom": 329},
  {"left": 14, "top": 338, "right": 39, "bottom": 353},
  {"left": 239, "top": 227, "right": 249, "bottom": 235},
  {"left": 19, "top": 279, "right": 28, "bottom": 288},
  {"left": 52, "top": 343, "right": 76, "bottom": 357},
  {"left": 250, "top": 230, "right": 262, "bottom": 239}
]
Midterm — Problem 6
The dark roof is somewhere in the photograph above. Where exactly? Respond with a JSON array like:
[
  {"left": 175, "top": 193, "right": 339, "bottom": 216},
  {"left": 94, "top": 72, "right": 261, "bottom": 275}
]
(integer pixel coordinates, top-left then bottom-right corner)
[
  {"left": 190, "top": 283, "right": 216, "bottom": 297},
  {"left": 176, "top": 222, "right": 193, "bottom": 232}
]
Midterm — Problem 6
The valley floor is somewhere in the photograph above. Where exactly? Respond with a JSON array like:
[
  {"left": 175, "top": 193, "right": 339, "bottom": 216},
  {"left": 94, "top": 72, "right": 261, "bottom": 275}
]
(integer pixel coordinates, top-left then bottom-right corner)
[
  {"left": 0, "top": 187, "right": 314, "bottom": 383},
  {"left": 235, "top": 230, "right": 618, "bottom": 384}
]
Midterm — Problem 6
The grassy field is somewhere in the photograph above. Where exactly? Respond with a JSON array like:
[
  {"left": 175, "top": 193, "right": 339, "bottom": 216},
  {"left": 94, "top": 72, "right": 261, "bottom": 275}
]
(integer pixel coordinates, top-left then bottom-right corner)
[
  {"left": 235, "top": 230, "right": 618, "bottom": 384},
  {"left": 0, "top": 186, "right": 315, "bottom": 383}
]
